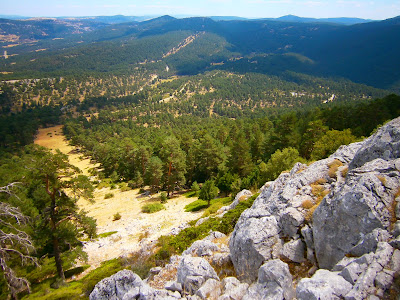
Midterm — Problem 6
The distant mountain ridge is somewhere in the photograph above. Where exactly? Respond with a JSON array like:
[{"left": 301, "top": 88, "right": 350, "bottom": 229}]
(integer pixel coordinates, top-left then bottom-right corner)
[
  {"left": 0, "top": 14, "right": 374, "bottom": 25},
  {"left": 0, "top": 14, "right": 399, "bottom": 91}
]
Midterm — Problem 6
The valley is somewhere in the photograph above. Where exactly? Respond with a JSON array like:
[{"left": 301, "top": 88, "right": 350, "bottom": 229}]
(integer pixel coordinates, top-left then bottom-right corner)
[{"left": 0, "top": 10, "right": 399, "bottom": 300}]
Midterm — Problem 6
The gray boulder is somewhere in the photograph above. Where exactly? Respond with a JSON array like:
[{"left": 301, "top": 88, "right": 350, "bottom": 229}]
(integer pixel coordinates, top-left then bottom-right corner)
[
  {"left": 281, "top": 207, "right": 304, "bottom": 238},
  {"left": 281, "top": 239, "right": 305, "bottom": 263},
  {"left": 183, "top": 239, "right": 220, "bottom": 257},
  {"left": 218, "top": 277, "right": 249, "bottom": 300},
  {"left": 165, "top": 281, "right": 183, "bottom": 293},
  {"left": 296, "top": 269, "right": 353, "bottom": 300},
  {"left": 313, "top": 158, "right": 400, "bottom": 269},
  {"left": 195, "top": 278, "right": 221, "bottom": 299},
  {"left": 241, "top": 259, "right": 294, "bottom": 300},
  {"left": 90, "top": 269, "right": 143, "bottom": 300},
  {"left": 348, "top": 228, "right": 390, "bottom": 257},
  {"left": 177, "top": 256, "right": 219, "bottom": 293},
  {"left": 349, "top": 117, "right": 400, "bottom": 170},
  {"left": 229, "top": 216, "right": 282, "bottom": 282},
  {"left": 229, "top": 189, "right": 253, "bottom": 210},
  {"left": 258, "top": 260, "right": 294, "bottom": 300},
  {"left": 344, "top": 242, "right": 394, "bottom": 300}
]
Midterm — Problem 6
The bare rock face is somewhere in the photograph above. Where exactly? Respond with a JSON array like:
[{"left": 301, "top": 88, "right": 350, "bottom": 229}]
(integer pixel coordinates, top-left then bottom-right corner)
[
  {"left": 229, "top": 216, "right": 282, "bottom": 282},
  {"left": 349, "top": 117, "right": 400, "bottom": 170},
  {"left": 90, "top": 269, "right": 143, "bottom": 300},
  {"left": 176, "top": 256, "right": 219, "bottom": 293},
  {"left": 242, "top": 259, "right": 294, "bottom": 300},
  {"left": 296, "top": 269, "right": 353, "bottom": 300},
  {"left": 313, "top": 118, "right": 400, "bottom": 270},
  {"left": 228, "top": 143, "right": 362, "bottom": 282}
]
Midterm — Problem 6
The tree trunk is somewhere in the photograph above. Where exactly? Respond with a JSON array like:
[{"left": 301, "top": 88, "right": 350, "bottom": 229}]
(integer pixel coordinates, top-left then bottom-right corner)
[
  {"left": 47, "top": 176, "right": 65, "bottom": 282},
  {"left": 52, "top": 237, "right": 65, "bottom": 282}
]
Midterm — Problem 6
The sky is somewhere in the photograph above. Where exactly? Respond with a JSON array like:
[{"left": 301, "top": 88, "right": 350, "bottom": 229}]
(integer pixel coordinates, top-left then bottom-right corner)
[{"left": 1, "top": 0, "right": 399, "bottom": 20}]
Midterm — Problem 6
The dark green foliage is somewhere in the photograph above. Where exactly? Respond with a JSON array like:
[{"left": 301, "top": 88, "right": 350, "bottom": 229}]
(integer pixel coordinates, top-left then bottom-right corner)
[
  {"left": 199, "top": 180, "right": 220, "bottom": 206},
  {"left": 160, "top": 192, "right": 168, "bottom": 203},
  {"left": 184, "top": 199, "right": 209, "bottom": 212},
  {"left": 80, "top": 259, "right": 124, "bottom": 296}
]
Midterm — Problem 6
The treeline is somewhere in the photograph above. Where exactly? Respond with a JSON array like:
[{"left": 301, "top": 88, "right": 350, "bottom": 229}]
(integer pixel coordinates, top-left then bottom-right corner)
[
  {"left": 0, "top": 105, "right": 62, "bottom": 150},
  {"left": 64, "top": 93, "right": 400, "bottom": 196}
]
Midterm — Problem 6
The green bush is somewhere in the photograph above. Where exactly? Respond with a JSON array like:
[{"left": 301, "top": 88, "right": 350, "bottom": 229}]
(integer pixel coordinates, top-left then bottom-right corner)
[
  {"left": 113, "top": 212, "right": 121, "bottom": 221},
  {"left": 104, "top": 193, "right": 114, "bottom": 199},
  {"left": 142, "top": 203, "right": 165, "bottom": 213},
  {"left": 160, "top": 192, "right": 168, "bottom": 203},
  {"left": 98, "top": 231, "right": 118, "bottom": 238},
  {"left": 184, "top": 199, "right": 208, "bottom": 212}
]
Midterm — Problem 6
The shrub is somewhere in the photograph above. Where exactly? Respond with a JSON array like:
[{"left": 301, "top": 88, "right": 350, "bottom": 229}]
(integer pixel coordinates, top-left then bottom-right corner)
[
  {"left": 191, "top": 181, "right": 200, "bottom": 193},
  {"left": 113, "top": 212, "right": 121, "bottom": 221},
  {"left": 301, "top": 199, "right": 314, "bottom": 210},
  {"left": 154, "top": 193, "right": 258, "bottom": 263},
  {"left": 160, "top": 192, "right": 168, "bottom": 203},
  {"left": 142, "top": 203, "right": 165, "bottom": 213},
  {"left": 199, "top": 180, "right": 219, "bottom": 206},
  {"left": 328, "top": 159, "right": 344, "bottom": 179},
  {"left": 185, "top": 199, "right": 208, "bottom": 212},
  {"left": 341, "top": 166, "right": 349, "bottom": 178},
  {"left": 98, "top": 231, "right": 118, "bottom": 238},
  {"left": 104, "top": 193, "right": 114, "bottom": 199},
  {"left": 311, "top": 129, "right": 357, "bottom": 160},
  {"left": 260, "top": 147, "right": 306, "bottom": 182},
  {"left": 202, "top": 202, "right": 224, "bottom": 217}
]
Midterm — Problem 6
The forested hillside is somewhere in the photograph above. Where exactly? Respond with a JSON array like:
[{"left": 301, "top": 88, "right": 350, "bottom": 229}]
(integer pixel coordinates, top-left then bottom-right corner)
[{"left": 1, "top": 15, "right": 400, "bottom": 90}]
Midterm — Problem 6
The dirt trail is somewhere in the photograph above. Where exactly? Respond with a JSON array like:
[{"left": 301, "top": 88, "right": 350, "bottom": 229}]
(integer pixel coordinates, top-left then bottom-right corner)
[{"left": 34, "top": 126, "right": 202, "bottom": 269}]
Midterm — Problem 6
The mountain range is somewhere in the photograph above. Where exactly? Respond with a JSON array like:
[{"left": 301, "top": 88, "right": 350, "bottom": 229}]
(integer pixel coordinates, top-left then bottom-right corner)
[{"left": 0, "top": 14, "right": 399, "bottom": 91}]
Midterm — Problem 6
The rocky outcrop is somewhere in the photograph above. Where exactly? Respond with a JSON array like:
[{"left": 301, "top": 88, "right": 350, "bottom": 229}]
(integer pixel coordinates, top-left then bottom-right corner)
[
  {"left": 313, "top": 118, "right": 400, "bottom": 269},
  {"left": 91, "top": 117, "right": 400, "bottom": 300}
]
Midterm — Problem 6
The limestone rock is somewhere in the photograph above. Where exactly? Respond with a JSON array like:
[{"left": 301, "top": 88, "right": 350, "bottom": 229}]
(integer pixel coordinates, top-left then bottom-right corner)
[
  {"left": 349, "top": 228, "right": 390, "bottom": 257},
  {"left": 349, "top": 117, "right": 400, "bottom": 170},
  {"left": 195, "top": 278, "right": 221, "bottom": 299},
  {"left": 258, "top": 259, "right": 294, "bottom": 300},
  {"left": 218, "top": 277, "right": 249, "bottom": 300},
  {"left": 90, "top": 269, "right": 143, "bottom": 300},
  {"left": 296, "top": 269, "right": 352, "bottom": 300},
  {"left": 229, "top": 216, "right": 282, "bottom": 282},
  {"left": 183, "top": 239, "right": 220, "bottom": 257},
  {"left": 281, "top": 239, "right": 305, "bottom": 263},
  {"left": 183, "top": 276, "right": 206, "bottom": 295},
  {"left": 165, "top": 281, "right": 183, "bottom": 293},
  {"left": 177, "top": 256, "right": 219, "bottom": 293},
  {"left": 344, "top": 242, "right": 394, "bottom": 300},
  {"left": 229, "top": 189, "right": 253, "bottom": 210},
  {"left": 313, "top": 158, "right": 400, "bottom": 269},
  {"left": 281, "top": 207, "right": 304, "bottom": 238}
]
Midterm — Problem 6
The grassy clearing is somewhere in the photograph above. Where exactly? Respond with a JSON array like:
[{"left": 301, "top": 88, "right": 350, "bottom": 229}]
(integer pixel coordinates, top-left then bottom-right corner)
[
  {"left": 185, "top": 197, "right": 232, "bottom": 213},
  {"left": 23, "top": 258, "right": 124, "bottom": 300}
]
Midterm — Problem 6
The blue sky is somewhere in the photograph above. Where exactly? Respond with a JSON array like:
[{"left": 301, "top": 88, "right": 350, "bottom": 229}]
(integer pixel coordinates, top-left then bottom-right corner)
[{"left": 1, "top": 0, "right": 399, "bottom": 20}]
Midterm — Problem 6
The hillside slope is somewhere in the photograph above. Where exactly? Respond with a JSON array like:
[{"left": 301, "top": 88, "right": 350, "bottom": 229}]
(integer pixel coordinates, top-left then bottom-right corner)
[
  {"left": 1, "top": 16, "right": 399, "bottom": 90},
  {"left": 90, "top": 116, "right": 400, "bottom": 299}
]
